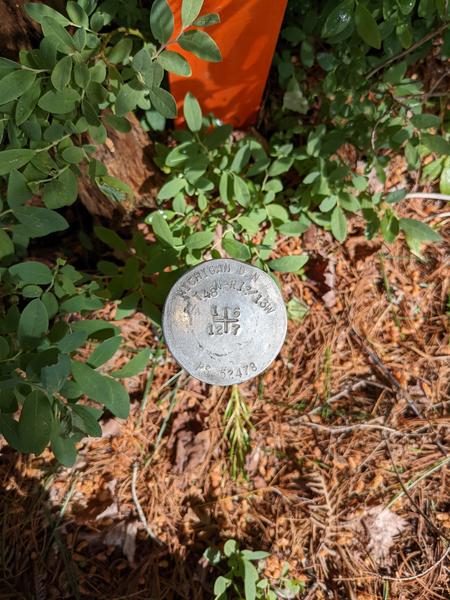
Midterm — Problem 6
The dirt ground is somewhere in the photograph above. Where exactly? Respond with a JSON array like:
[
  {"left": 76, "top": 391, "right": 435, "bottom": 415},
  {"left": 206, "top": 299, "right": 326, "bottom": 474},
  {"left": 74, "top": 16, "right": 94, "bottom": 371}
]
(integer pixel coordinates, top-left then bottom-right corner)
[{"left": 0, "top": 194, "right": 449, "bottom": 599}]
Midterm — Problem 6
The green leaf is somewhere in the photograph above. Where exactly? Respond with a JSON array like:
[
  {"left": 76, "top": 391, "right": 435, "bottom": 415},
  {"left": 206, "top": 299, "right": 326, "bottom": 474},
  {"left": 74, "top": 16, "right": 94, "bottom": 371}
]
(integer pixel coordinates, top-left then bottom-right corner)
[
  {"left": 9, "top": 261, "right": 53, "bottom": 284},
  {"left": 183, "top": 92, "right": 202, "bottom": 132},
  {"left": 111, "top": 348, "right": 152, "bottom": 378},
  {"left": 42, "top": 168, "right": 78, "bottom": 208},
  {"left": 157, "top": 50, "right": 192, "bottom": 76},
  {"left": 322, "top": 0, "right": 354, "bottom": 38},
  {"left": 71, "top": 361, "right": 130, "bottom": 419},
  {"left": 103, "top": 113, "right": 131, "bottom": 133},
  {"left": 399, "top": 218, "right": 442, "bottom": 242},
  {"left": 0, "top": 149, "right": 35, "bottom": 175},
  {"left": 15, "top": 79, "right": 41, "bottom": 125},
  {"left": 243, "top": 559, "right": 259, "bottom": 600},
  {"left": 0, "top": 229, "right": 14, "bottom": 259},
  {"left": 157, "top": 178, "right": 186, "bottom": 200},
  {"left": 62, "top": 146, "right": 84, "bottom": 164},
  {"left": 355, "top": 3, "right": 381, "bottom": 49},
  {"left": 71, "top": 319, "right": 119, "bottom": 338},
  {"left": 72, "top": 404, "right": 102, "bottom": 437},
  {"left": 13, "top": 206, "right": 68, "bottom": 237},
  {"left": 223, "top": 539, "right": 238, "bottom": 557},
  {"left": 25, "top": 3, "right": 71, "bottom": 26},
  {"left": 38, "top": 88, "right": 80, "bottom": 114},
  {"left": 18, "top": 391, "right": 53, "bottom": 454},
  {"left": 41, "top": 291, "right": 58, "bottom": 319},
  {"left": 178, "top": 30, "right": 222, "bottom": 62},
  {"left": 396, "top": 23, "right": 412, "bottom": 48},
  {"left": 241, "top": 550, "right": 271, "bottom": 560},
  {"left": 150, "top": 0, "right": 174, "bottom": 44},
  {"left": 7, "top": 170, "right": 32, "bottom": 208},
  {"left": 41, "top": 17, "right": 75, "bottom": 53},
  {"left": 41, "top": 354, "right": 71, "bottom": 393},
  {"left": 233, "top": 175, "right": 250, "bottom": 207},
  {"left": 88, "top": 335, "right": 122, "bottom": 368},
  {"left": 0, "top": 67, "right": 33, "bottom": 104},
  {"left": 397, "top": 0, "right": 416, "bottom": 15},
  {"left": 222, "top": 237, "right": 251, "bottom": 260},
  {"left": 193, "top": 13, "right": 220, "bottom": 27},
  {"left": 268, "top": 254, "right": 308, "bottom": 272},
  {"left": 185, "top": 230, "right": 214, "bottom": 250},
  {"left": 51, "top": 55, "right": 73, "bottom": 91},
  {"left": 411, "top": 114, "right": 441, "bottom": 130},
  {"left": 440, "top": 158, "right": 450, "bottom": 194},
  {"left": 132, "top": 48, "right": 164, "bottom": 88},
  {"left": 18, "top": 299, "right": 49, "bottom": 345},
  {"left": 286, "top": 297, "right": 309, "bottom": 322},
  {"left": 22, "top": 285, "right": 43, "bottom": 298},
  {"left": 66, "top": 1, "right": 89, "bottom": 27},
  {"left": 94, "top": 225, "right": 128, "bottom": 252},
  {"left": 278, "top": 221, "right": 310, "bottom": 236},
  {"left": 151, "top": 212, "right": 177, "bottom": 247},
  {"left": 300, "top": 40, "right": 314, "bottom": 67},
  {"left": 149, "top": 87, "right": 178, "bottom": 118},
  {"left": 74, "top": 62, "right": 90, "bottom": 88},
  {"left": 50, "top": 434, "right": 77, "bottom": 467},
  {"left": 181, "top": 0, "right": 204, "bottom": 28},
  {"left": 0, "top": 413, "right": 21, "bottom": 449},
  {"left": 115, "top": 83, "right": 141, "bottom": 116},
  {"left": 214, "top": 576, "right": 232, "bottom": 595},
  {"left": 331, "top": 205, "right": 347, "bottom": 242},
  {"left": 108, "top": 38, "right": 133, "bottom": 64},
  {"left": 421, "top": 133, "right": 450, "bottom": 155}
]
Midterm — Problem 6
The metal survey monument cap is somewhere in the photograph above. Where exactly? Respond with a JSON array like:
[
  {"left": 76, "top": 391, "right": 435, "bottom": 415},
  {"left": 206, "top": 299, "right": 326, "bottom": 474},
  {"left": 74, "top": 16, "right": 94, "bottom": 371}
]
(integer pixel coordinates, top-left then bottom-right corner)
[{"left": 162, "top": 259, "right": 287, "bottom": 386}]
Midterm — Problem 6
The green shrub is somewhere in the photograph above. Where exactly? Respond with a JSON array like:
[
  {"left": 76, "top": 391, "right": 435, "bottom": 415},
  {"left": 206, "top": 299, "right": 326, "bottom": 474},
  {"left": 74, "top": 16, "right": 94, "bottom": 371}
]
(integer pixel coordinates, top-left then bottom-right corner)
[
  {"left": 0, "top": 0, "right": 220, "bottom": 464},
  {"left": 155, "top": 0, "right": 447, "bottom": 261}
]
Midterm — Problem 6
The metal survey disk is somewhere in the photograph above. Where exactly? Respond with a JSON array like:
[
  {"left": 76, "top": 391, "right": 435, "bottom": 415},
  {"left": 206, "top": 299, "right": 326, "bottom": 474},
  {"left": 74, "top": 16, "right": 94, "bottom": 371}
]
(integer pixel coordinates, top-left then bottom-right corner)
[{"left": 162, "top": 258, "right": 287, "bottom": 386}]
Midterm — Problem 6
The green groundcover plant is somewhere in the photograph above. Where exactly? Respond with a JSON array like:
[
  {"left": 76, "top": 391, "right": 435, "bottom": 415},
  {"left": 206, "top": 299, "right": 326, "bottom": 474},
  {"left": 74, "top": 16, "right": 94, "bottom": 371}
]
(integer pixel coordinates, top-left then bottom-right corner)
[
  {"left": 152, "top": 0, "right": 448, "bottom": 261},
  {"left": 0, "top": 0, "right": 220, "bottom": 465},
  {"left": 205, "top": 539, "right": 304, "bottom": 600},
  {"left": 0, "top": 0, "right": 448, "bottom": 466}
]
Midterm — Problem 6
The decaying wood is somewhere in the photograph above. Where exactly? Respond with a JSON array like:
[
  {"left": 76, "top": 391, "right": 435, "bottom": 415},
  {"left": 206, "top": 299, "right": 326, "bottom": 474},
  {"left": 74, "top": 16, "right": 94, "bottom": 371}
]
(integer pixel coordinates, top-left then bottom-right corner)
[{"left": 77, "top": 112, "right": 164, "bottom": 220}]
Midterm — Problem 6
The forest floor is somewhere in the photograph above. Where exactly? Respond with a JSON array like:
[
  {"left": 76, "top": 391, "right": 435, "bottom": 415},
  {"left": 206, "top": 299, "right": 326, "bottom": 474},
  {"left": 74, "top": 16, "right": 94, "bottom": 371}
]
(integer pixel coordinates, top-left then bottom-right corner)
[{"left": 0, "top": 173, "right": 449, "bottom": 599}]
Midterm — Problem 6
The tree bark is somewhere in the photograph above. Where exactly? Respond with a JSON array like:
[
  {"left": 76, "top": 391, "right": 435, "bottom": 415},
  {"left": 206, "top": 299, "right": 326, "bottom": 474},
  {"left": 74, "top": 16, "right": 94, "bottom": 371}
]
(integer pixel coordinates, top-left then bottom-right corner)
[{"left": 0, "top": 0, "right": 162, "bottom": 221}]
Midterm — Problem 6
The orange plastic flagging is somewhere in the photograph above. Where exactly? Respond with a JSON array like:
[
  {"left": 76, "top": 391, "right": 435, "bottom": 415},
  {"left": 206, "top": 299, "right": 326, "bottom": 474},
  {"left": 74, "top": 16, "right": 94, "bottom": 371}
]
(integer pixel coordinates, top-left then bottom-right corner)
[{"left": 167, "top": 0, "right": 288, "bottom": 128}]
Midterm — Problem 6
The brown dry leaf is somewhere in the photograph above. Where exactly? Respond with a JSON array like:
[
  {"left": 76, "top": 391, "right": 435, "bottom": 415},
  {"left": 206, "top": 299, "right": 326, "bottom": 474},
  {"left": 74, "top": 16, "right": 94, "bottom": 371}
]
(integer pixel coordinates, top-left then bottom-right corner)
[
  {"left": 103, "top": 521, "right": 140, "bottom": 566},
  {"left": 305, "top": 254, "right": 336, "bottom": 308},
  {"left": 168, "top": 409, "right": 211, "bottom": 475}
]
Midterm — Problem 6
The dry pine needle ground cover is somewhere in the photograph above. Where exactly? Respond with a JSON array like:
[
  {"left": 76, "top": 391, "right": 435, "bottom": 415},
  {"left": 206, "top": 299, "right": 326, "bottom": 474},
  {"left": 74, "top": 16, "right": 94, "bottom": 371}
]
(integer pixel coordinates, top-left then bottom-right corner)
[{"left": 0, "top": 193, "right": 449, "bottom": 599}]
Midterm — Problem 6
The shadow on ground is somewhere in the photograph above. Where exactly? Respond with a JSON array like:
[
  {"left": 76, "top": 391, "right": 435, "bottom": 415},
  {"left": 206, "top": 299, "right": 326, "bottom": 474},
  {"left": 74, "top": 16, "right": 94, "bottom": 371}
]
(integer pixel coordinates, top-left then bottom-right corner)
[{"left": 0, "top": 447, "right": 228, "bottom": 600}]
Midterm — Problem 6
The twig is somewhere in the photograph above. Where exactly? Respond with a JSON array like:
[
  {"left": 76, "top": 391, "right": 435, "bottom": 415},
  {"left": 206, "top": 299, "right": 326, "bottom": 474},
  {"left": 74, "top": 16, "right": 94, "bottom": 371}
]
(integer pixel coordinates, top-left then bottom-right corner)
[
  {"left": 293, "top": 421, "right": 409, "bottom": 437},
  {"left": 309, "top": 379, "right": 371, "bottom": 415},
  {"left": 131, "top": 461, "right": 162, "bottom": 545},
  {"left": 404, "top": 192, "right": 450, "bottom": 201},
  {"left": 425, "top": 211, "right": 450, "bottom": 222},
  {"left": 367, "top": 22, "right": 449, "bottom": 79}
]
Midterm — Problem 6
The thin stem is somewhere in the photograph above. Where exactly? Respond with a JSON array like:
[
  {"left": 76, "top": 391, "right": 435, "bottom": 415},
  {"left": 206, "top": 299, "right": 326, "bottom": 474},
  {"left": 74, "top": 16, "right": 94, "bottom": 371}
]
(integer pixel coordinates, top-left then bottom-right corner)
[
  {"left": 35, "top": 134, "right": 72, "bottom": 155},
  {"left": 367, "top": 22, "right": 449, "bottom": 79},
  {"left": 33, "top": 164, "right": 71, "bottom": 186},
  {"left": 404, "top": 192, "right": 450, "bottom": 201}
]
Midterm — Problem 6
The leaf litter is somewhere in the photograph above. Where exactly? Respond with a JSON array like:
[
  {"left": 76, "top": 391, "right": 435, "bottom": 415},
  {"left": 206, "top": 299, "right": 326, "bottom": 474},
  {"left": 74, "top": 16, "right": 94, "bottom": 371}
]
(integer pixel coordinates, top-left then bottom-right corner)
[{"left": 0, "top": 198, "right": 449, "bottom": 599}]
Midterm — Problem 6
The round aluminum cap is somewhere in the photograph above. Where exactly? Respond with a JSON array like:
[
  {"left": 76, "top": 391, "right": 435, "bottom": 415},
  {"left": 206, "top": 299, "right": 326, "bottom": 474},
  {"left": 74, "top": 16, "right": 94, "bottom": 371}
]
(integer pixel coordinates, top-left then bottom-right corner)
[{"left": 162, "top": 259, "right": 287, "bottom": 386}]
